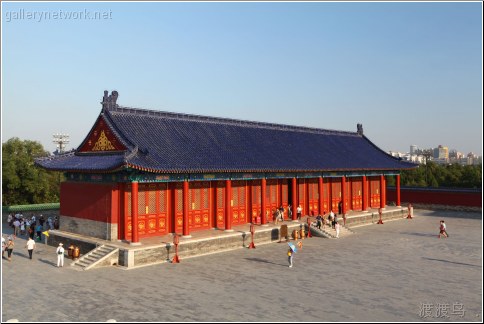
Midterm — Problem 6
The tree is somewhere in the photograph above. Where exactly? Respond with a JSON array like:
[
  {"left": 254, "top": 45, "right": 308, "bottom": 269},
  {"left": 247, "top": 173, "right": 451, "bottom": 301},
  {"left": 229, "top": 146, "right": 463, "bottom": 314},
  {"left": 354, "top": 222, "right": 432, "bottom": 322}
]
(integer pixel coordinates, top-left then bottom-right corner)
[
  {"left": 2, "top": 138, "right": 61, "bottom": 205},
  {"left": 400, "top": 161, "right": 482, "bottom": 189}
]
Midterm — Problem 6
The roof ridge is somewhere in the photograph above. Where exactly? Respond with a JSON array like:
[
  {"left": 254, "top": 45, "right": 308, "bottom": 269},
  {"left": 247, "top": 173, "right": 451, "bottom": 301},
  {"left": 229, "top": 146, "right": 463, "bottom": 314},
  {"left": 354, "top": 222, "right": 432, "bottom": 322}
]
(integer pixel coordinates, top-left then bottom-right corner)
[{"left": 108, "top": 105, "right": 357, "bottom": 136}]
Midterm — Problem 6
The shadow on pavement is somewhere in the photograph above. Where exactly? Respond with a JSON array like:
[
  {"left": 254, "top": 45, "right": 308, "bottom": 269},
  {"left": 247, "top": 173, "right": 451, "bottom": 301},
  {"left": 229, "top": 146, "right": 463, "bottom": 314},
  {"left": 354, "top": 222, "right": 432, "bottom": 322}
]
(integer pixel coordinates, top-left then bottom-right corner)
[
  {"left": 417, "top": 210, "right": 482, "bottom": 220},
  {"left": 244, "top": 257, "right": 287, "bottom": 267},
  {"left": 400, "top": 231, "right": 438, "bottom": 238},
  {"left": 12, "top": 251, "right": 30, "bottom": 259},
  {"left": 422, "top": 257, "right": 481, "bottom": 268},
  {"left": 38, "top": 258, "right": 58, "bottom": 267}
]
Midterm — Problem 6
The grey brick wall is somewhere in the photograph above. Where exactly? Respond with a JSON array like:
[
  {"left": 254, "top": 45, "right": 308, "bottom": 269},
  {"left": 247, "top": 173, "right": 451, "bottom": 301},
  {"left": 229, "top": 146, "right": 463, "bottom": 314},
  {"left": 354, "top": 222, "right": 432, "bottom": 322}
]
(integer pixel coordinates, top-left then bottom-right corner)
[{"left": 59, "top": 215, "right": 118, "bottom": 241}]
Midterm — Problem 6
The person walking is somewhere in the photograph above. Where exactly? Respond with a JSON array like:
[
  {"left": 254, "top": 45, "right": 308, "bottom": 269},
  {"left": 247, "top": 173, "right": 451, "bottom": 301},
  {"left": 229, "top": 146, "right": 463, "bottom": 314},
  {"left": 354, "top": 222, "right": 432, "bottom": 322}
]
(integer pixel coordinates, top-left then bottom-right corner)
[
  {"left": 25, "top": 237, "right": 36, "bottom": 260},
  {"left": 13, "top": 219, "right": 20, "bottom": 238},
  {"left": 274, "top": 209, "right": 281, "bottom": 225},
  {"left": 279, "top": 205, "right": 285, "bottom": 222},
  {"left": 439, "top": 220, "right": 448, "bottom": 238},
  {"left": 287, "top": 247, "right": 294, "bottom": 268},
  {"left": 2, "top": 235, "right": 6, "bottom": 258},
  {"left": 316, "top": 215, "right": 322, "bottom": 230},
  {"left": 297, "top": 205, "right": 302, "bottom": 221},
  {"left": 329, "top": 210, "right": 336, "bottom": 228},
  {"left": 36, "top": 223, "right": 43, "bottom": 241},
  {"left": 335, "top": 221, "right": 340, "bottom": 238},
  {"left": 56, "top": 243, "right": 65, "bottom": 267},
  {"left": 6, "top": 238, "right": 14, "bottom": 261}
]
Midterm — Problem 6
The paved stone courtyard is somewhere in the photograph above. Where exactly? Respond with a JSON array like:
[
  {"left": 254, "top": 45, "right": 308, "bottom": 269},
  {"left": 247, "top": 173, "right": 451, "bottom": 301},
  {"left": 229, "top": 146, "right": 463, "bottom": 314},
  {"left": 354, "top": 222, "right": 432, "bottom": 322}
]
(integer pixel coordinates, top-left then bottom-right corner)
[{"left": 2, "top": 209, "right": 482, "bottom": 322}]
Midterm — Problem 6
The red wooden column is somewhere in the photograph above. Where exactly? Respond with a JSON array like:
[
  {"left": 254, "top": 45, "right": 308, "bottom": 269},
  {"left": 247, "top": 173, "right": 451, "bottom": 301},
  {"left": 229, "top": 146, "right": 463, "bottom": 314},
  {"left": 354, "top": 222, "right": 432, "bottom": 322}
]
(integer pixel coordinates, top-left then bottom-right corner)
[
  {"left": 291, "top": 177, "right": 297, "bottom": 221},
  {"left": 362, "top": 176, "right": 368, "bottom": 211},
  {"left": 341, "top": 176, "right": 346, "bottom": 215},
  {"left": 182, "top": 180, "right": 190, "bottom": 236},
  {"left": 383, "top": 176, "right": 387, "bottom": 207},
  {"left": 225, "top": 179, "right": 233, "bottom": 230},
  {"left": 131, "top": 181, "right": 139, "bottom": 244},
  {"left": 261, "top": 178, "right": 267, "bottom": 225},
  {"left": 318, "top": 177, "right": 324, "bottom": 215},
  {"left": 396, "top": 174, "right": 401, "bottom": 207},
  {"left": 380, "top": 175, "right": 385, "bottom": 209},
  {"left": 117, "top": 183, "right": 124, "bottom": 241}
]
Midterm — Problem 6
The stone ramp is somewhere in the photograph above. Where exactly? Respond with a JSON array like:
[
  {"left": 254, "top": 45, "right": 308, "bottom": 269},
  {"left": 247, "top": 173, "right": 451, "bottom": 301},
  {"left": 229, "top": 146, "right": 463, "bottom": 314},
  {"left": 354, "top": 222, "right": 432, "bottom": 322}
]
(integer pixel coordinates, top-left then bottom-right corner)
[{"left": 71, "top": 244, "right": 119, "bottom": 271}]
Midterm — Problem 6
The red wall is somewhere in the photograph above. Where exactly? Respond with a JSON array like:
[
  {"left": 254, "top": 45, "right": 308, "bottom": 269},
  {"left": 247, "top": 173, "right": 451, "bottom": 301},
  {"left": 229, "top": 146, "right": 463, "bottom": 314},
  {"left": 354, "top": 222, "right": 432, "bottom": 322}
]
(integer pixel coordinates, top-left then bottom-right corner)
[
  {"left": 60, "top": 182, "right": 119, "bottom": 223},
  {"left": 387, "top": 187, "right": 481, "bottom": 207}
]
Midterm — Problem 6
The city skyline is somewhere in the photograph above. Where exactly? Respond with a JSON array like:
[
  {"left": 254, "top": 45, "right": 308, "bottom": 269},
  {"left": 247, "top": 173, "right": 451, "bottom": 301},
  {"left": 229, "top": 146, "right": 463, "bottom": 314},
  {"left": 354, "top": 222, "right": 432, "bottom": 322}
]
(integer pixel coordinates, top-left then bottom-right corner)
[{"left": 2, "top": 1, "right": 483, "bottom": 155}]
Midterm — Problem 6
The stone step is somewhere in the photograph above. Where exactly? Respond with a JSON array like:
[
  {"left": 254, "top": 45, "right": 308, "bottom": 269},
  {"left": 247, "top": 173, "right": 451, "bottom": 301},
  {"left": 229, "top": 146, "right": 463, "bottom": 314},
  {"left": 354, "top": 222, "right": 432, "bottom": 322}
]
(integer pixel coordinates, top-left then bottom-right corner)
[
  {"left": 70, "top": 244, "right": 118, "bottom": 270},
  {"left": 309, "top": 223, "right": 353, "bottom": 239}
]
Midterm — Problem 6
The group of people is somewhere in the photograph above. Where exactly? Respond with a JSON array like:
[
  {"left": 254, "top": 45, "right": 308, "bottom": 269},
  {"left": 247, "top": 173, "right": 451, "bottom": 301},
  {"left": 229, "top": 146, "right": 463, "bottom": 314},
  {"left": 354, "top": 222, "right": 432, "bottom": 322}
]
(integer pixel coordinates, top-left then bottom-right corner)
[
  {"left": 314, "top": 210, "right": 341, "bottom": 237},
  {"left": 273, "top": 205, "right": 296, "bottom": 224},
  {"left": 272, "top": 204, "right": 308, "bottom": 224},
  {"left": 2, "top": 234, "right": 66, "bottom": 267},
  {"left": 6, "top": 212, "right": 59, "bottom": 241}
]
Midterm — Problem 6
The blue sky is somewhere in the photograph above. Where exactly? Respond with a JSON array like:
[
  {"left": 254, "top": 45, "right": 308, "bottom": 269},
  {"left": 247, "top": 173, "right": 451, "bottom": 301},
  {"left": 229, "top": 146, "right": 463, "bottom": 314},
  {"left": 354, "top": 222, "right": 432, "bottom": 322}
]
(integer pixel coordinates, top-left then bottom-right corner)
[{"left": 2, "top": 1, "right": 482, "bottom": 155}]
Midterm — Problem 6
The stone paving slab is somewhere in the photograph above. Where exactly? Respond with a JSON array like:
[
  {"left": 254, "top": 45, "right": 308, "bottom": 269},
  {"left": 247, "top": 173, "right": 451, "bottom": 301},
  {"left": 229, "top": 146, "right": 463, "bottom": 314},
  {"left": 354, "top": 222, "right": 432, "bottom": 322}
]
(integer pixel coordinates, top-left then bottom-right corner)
[{"left": 1, "top": 209, "right": 482, "bottom": 322}]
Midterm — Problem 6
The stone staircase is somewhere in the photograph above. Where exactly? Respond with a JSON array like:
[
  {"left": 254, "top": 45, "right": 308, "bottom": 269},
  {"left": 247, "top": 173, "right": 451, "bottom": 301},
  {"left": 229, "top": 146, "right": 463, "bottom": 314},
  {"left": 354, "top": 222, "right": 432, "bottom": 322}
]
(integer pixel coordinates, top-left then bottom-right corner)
[
  {"left": 71, "top": 244, "right": 119, "bottom": 271},
  {"left": 309, "top": 222, "right": 354, "bottom": 239}
]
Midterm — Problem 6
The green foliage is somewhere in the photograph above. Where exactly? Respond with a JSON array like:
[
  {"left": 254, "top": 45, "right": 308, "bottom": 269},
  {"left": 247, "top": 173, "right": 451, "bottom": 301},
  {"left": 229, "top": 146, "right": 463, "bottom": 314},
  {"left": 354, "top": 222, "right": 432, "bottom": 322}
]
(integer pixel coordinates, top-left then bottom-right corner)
[
  {"left": 400, "top": 161, "right": 482, "bottom": 188},
  {"left": 2, "top": 138, "right": 62, "bottom": 205}
]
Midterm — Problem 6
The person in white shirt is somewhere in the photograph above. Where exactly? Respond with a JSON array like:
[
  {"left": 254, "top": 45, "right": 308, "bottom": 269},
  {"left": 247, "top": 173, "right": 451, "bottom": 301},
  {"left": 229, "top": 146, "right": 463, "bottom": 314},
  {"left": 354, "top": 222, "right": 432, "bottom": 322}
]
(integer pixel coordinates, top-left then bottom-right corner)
[
  {"left": 330, "top": 210, "right": 336, "bottom": 229},
  {"left": 1, "top": 236, "right": 6, "bottom": 258},
  {"left": 297, "top": 205, "right": 303, "bottom": 221},
  {"left": 13, "top": 219, "right": 21, "bottom": 237},
  {"left": 335, "top": 221, "right": 340, "bottom": 238},
  {"left": 25, "top": 237, "right": 36, "bottom": 260},
  {"left": 56, "top": 243, "right": 65, "bottom": 267}
]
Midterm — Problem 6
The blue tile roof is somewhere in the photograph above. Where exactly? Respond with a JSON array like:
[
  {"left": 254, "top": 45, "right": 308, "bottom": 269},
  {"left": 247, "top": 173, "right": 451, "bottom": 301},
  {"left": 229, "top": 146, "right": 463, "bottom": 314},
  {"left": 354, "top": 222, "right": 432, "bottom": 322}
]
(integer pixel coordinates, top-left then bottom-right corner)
[{"left": 36, "top": 104, "right": 417, "bottom": 173}]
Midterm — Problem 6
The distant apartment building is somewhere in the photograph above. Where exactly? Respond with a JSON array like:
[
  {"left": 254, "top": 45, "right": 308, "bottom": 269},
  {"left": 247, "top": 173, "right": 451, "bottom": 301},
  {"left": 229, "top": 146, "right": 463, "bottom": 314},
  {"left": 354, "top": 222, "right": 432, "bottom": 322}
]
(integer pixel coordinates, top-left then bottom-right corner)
[
  {"left": 390, "top": 146, "right": 480, "bottom": 166},
  {"left": 433, "top": 145, "right": 449, "bottom": 160},
  {"left": 410, "top": 145, "right": 418, "bottom": 155}
]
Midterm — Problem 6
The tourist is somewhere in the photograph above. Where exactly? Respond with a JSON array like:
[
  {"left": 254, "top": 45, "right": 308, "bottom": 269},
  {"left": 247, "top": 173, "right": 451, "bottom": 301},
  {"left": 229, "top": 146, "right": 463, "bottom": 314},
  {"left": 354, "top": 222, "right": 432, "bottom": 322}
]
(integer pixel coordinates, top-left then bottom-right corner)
[
  {"left": 25, "top": 236, "right": 36, "bottom": 260},
  {"left": 39, "top": 214, "right": 45, "bottom": 229},
  {"left": 6, "top": 238, "right": 14, "bottom": 261},
  {"left": 316, "top": 215, "right": 322, "bottom": 230},
  {"left": 335, "top": 221, "right": 340, "bottom": 238},
  {"left": 287, "top": 247, "right": 294, "bottom": 268},
  {"left": 56, "top": 243, "right": 65, "bottom": 267},
  {"left": 329, "top": 210, "right": 335, "bottom": 228},
  {"left": 279, "top": 205, "right": 285, "bottom": 222},
  {"left": 12, "top": 218, "right": 20, "bottom": 237},
  {"left": 1, "top": 235, "right": 6, "bottom": 258},
  {"left": 297, "top": 205, "right": 302, "bottom": 221},
  {"left": 28, "top": 226, "right": 35, "bottom": 239},
  {"left": 439, "top": 220, "right": 448, "bottom": 238},
  {"left": 288, "top": 204, "right": 293, "bottom": 220},
  {"left": 36, "top": 223, "right": 43, "bottom": 241},
  {"left": 47, "top": 217, "right": 54, "bottom": 230},
  {"left": 7, "top": 213, "right": 13, "bottom": 227},
  {"left": 20, "top": 219, "right": 26, "bottom": 236},
  {"left": 274, "top": 209, "right": 281, "bottom": 225}
]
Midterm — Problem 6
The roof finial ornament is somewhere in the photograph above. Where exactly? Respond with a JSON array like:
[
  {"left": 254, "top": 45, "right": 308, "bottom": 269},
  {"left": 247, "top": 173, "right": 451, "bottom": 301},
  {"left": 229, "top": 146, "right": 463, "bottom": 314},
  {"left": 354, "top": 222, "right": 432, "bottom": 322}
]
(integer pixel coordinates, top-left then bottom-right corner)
[
  {"left": 357, "top": 123, "right": 363, "bottom": 135},
  {"left": 101, "top": 90, "right": 119, "bottom": 111}
]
